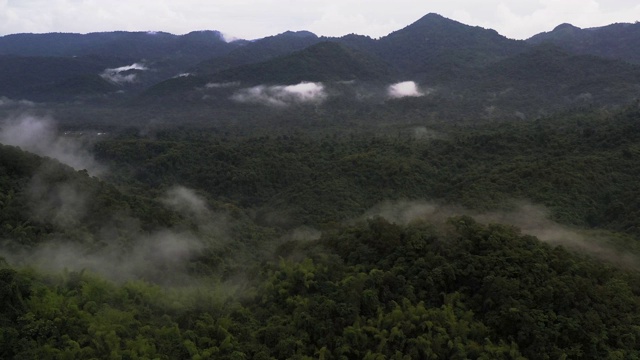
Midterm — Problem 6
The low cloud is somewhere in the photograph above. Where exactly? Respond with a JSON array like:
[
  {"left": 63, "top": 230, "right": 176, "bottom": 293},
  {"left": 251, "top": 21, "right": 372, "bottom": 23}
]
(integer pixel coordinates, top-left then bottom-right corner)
[
  {"left": 387, "top": 81, "right": 425, "bottom": 98},
  {"left": 365, "top": 200, "right": 640, "bottom": 269},
  {"left": 4, "top": 230, "right": 204, "bottom": 284},
  {"left": 231, "top": 82, "right": 327, "bottom": 106},
  {"left": 0, "top": 115, "right": 105, "bottom": 176},
  {"left": 411, "top": 126, "right": 444, "bottom": 141},
  {"left": 162, "top": 186, "right": 210, "bottom": 221},
  {"left": 205, "top": 81, "right": 240, "bottom": 89},
  {"left": 0, "top": 185, "right": 232, "bottom": 284},
  {"left": 161, "top": 185, "right": 231, "bottom": 240},
  {"left": 101, "top": 62, "right": 148, "bottom": 84},
  {"left": 0, "top": 96, "right": 35, "bottom": 107},
  {"left": 28, "top": 171, "right": 90, "bottom": 228}
]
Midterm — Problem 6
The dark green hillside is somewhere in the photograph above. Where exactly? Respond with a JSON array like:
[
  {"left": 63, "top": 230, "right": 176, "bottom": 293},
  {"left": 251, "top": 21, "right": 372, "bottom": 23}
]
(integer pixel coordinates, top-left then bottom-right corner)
[
  {"left": 376, "top": 13, "right": 528, "bottom": 78},
  {"left": 28, "top": 74, "right": 119, "bottom": 101},
  {"left": 194, "top": 30, "right": 321, "bottom": 74},
  {"left": 333, "top": 33, "right": 378, "bottom": 54},
  {"left": 0, "top": 32, "right": 98, "bottom": 57},
  {"left": 92, "top": 104, "right": 640, "bottom": 239},
  {"left": 460, "top": 45, "right": 640, "bottom": 116},
  {"left": 208, "top": 41, "right": 392, "bottom": 84},
  {"left": 0, "top": 144, "right": 179, "bottom": 247},
  {"left": 0, "top": 55, "right": 124, "bottom": 99},
  {"left": 135, "top": 74, "right": 211, "bottom": 99},
  {"left": 1, "top": 211, "right": 639, "bottom": 358},
  {"left": 0, "top": 31, "right": 240, "bottom": 100},
  {"left": 4, "top": 13, "right": 640, "bottom": 360},
  {"left": 0, "top": 31, "right": 236, "bottom": 62},
  {"left": 140, "top": 41, "right": 391, "bottom": 101},
  {"left": 528, "top": 21, "right": 640, "bottom": 64}
]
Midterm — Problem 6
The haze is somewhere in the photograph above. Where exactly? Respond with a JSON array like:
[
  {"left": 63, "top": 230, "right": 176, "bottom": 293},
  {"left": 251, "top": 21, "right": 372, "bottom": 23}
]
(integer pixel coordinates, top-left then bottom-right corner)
[{"left": 1, "top": 0, "right": 639, "bottom": 40}]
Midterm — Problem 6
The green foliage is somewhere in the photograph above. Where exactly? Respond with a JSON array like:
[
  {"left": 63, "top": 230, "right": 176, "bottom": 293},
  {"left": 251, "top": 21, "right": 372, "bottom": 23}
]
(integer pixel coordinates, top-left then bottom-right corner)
[
  {"left": 209, "top": 41, "right": 391, "bottom": 84},
  {"left": 528, "top": 22, "right": 640, "bottom": 64},
  {"left": 4, "top": 90, "right": 640, "bottom": 358},
  {"left": 92, "top": 105, "right": 640, "bottom": 239},
  {"left": 195, "top": 30, "right": 320, "bottom": 75}
]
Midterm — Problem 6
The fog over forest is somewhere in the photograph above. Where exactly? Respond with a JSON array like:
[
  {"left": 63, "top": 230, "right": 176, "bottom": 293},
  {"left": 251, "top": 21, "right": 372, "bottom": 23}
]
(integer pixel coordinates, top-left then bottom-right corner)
[{"left": 2, "top": 12, "right": 640, "bottom": 359}]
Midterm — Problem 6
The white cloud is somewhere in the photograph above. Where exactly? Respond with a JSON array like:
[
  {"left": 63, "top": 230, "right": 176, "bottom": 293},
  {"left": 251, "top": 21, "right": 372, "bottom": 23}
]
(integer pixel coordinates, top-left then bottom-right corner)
[
  {"left": 387, "top": 81, "right": 424, "bottom": 99},
  {"left": 100, "top": 62, "right": 148, "bottom": 84},
  {"left": 231, "top": 82, "right": 327, "bottom": 107}
]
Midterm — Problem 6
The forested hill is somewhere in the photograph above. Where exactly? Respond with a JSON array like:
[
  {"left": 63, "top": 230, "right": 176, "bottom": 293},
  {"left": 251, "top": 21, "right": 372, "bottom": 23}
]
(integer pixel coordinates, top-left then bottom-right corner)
[
  {"left": 207, "top": 41, "right": 391, "bottom": 84},
  {"left": 193, "top": 30, "right": 321, "bottom": 74},
  {"left": 374, "top": 13, "right": 527, "bottom": 77},
  {"left": 3, "top": 11, "right": 640, "bottom": 359},
  {"left": 2, "top": 104, "right": 640, "bottom": 357},
  {"left": 528, "top": 21, "right": 640, "bottom": 64},
  {"left": 0, "top": 31, "right": 236, "bottom": 61}
]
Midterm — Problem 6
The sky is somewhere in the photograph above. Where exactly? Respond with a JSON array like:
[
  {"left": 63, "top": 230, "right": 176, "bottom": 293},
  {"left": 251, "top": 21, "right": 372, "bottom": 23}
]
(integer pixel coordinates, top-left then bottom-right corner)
[{"left": 0, "top": 0, "right": 639, "bottom": 40}]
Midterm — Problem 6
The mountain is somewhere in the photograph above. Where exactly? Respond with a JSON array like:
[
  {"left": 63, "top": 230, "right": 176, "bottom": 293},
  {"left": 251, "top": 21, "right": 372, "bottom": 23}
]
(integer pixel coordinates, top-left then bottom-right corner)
[
  {"left": 528, "top": 22, "right": 640, "bottom": 64},
  {"left": 375, "top": 13, "right": 528, "bottom": 79},
  {"left": 193, "top": 30, "right": 321, "bottom": 74},
  {"left": 208, "top": 41, "right": 391, "bottom": 84},
  {"left": 459, "top": 45, "right": 640, "bottom": 117},
  {"left": 32, "top": 74, "right": 120, "bottom": 101},
  {"left": 142, "top": 41, "right": 392, "bottom": 100},
  {"left": 333, "top": 33, "right": 378, "bottom": 54},
  {"left": 0, "top": 31, "right": 237, "bottom": 61},
  {"left": 0, "top": 55, "right": 123, "bottom": 100},
  {"left": 0, "top": 31, "right": 241, "bottom": 98},
  {"left": 3, "top": 13, "right": 640, "bottom": 112}
]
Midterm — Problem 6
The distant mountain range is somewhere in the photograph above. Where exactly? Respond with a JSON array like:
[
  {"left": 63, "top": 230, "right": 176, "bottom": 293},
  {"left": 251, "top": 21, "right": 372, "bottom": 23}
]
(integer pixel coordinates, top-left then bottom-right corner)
[{"left": 1, "top": 13, "right": 640, "bottom": 117}]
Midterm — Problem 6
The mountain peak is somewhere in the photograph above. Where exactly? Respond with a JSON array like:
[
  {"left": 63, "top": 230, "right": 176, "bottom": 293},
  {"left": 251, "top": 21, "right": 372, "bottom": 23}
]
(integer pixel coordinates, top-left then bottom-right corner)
[
  {"left": 409, "top": 13, "right": 458, "bottom": 27},
  {"left": 553, "top": 23, "right": 581, "bottom": 32},
  {"left": 279, "top": 30, "right": 317, "bottom": 39},
  {"left": 416, "top": 13, "right": 448, "bottom": 21}
]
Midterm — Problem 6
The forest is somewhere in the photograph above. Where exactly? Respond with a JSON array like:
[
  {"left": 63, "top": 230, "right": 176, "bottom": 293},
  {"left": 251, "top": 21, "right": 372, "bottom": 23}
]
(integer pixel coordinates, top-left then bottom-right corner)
[
  {"left": 1, "top": 101, "right": 640, "bottom": 359},
  {"left": 3, "top": 12, "right": 640, "bottom": 360}
]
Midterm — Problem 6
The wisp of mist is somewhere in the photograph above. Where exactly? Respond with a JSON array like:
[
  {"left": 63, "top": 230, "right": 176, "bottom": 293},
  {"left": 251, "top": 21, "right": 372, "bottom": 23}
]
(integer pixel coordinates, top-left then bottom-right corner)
[
  {"left": 0, "top": 115, "right": 105, "bottom": 176},
  {"left": 365, "top": 200, "right": 640, "bottom": 269}
]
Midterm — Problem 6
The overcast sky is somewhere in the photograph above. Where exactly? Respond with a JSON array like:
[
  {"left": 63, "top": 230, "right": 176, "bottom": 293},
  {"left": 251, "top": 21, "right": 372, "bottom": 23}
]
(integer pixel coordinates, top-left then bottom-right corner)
[{"left": 1, "top": 0, "right": 639, "bottom": 40}]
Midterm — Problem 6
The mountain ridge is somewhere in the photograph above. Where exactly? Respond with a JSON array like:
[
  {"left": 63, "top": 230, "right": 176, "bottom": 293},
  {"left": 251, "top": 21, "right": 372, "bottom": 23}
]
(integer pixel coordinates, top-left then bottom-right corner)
[{"left": 1, "top": 13, "right": 640, "bottom": 113}]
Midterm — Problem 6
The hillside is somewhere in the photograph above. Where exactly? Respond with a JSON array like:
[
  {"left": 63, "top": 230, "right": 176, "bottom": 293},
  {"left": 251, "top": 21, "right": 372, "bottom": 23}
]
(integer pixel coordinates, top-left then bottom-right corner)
[
  {"left": 1, "top": 13, "right": 640, "bottom": 112},
  {"left": 528, "top": 21, "right": 640, "bottom": 64},
  {"left": 4, "top": 11, "right": 640, "bottom": 356},
  {"left": 375, "top": 13, "right": 528, "bottom": 79},
  {"left": 140, "top": 41, "right": 392, "bottom": 102},
  {"left": 0, "top": 31, "right": 236, "bottom": 61},
  {"left": 208, "top": 41, "right": 392, "bottom": 84},
  {"left": 2, "top": 104, "right": 640, "bottom": 358},
  {"left": 193, "top": 30, "right": 321, "bottom": 74},
  {"left": 0, "top": 55, "right": 125, "bottom": 100},
  {"left": 458, "top": 45, "right": 640, "bottom": 117}
]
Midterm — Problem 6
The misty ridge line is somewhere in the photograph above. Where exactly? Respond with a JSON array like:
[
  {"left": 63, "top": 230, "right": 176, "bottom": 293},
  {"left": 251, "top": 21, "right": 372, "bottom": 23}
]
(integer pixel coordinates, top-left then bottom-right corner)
[
  {"left": 0, "top": 114, "right": 105, "bottom": 176},
  {"left": 0, "top": 116, "right": 239, "bottom": 283},
  {"left": 363, "top": 199, "right": 640, "bottom": 270},
  {"left": 0, "top": 113, "right": 632, "bottom": 281},
  {"left": 0, "top": 185, "right": 239, "bottom": 285},
  {"left": 0, "top": 115, "right": 325, "bottom": 286}
]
